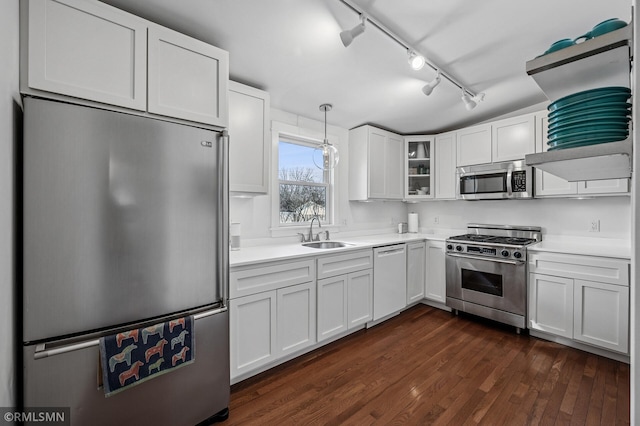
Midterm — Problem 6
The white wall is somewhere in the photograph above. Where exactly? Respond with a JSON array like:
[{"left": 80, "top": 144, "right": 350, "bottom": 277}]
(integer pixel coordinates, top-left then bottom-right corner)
[
  {"left": 230, "top": 108, "right": 407, "bottom": 244},
  {"left": 0, "top": 0, "right": 19, "bottom": 407},
  {"left": 412, "top": 196, "right": 631, "bottom": 239}
]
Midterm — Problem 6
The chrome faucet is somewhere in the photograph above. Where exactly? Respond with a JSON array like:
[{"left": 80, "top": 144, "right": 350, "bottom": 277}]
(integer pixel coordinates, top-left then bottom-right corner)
[{"left": 308, "top": 215, "right": 321, "bottom": 242}]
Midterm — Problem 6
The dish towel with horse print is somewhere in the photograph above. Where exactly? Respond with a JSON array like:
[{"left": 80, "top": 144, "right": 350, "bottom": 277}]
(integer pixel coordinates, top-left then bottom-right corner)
[{"left": 99, "top": 315, "right": 195, "bottom": 396}]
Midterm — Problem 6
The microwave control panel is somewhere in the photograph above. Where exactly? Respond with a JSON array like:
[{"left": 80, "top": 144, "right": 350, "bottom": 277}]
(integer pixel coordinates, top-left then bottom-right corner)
[{"left": 512, "top": 170, "right": 527, "bottom": 192}]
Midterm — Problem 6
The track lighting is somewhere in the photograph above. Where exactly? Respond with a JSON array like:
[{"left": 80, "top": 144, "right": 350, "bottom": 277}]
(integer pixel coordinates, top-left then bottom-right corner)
[
  {"left": 422, "top": 71, "right": 441, "bottom": 96},
  {"left": 461, "top": 90, "right": 485, "bottom": 111},
  {"left": 313, "top": 104, "right": 339, "bottom": 170},
  {"left": 408, "top": 51, "right": 426, "bottom": 70},
  {"left": 337, "top": 0, "right": 482, "bottom": 104},
  {"left": 340, "top": 15, "right": 366, "bottom": 47}
]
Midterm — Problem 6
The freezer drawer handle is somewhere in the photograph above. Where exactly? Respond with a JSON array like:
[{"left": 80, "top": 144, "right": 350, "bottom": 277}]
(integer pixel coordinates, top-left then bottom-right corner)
[{"left": 33, "top": 307, "right": 227, "bottom": 360}]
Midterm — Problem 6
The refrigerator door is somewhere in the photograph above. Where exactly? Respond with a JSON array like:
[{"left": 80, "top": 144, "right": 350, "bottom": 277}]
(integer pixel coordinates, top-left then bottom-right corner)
[
  {"left": 23, "top": 98, "right": 222, "bottom": 342},
  {"left": 23, "top": 309, "right": 230, "bottom": 426}
]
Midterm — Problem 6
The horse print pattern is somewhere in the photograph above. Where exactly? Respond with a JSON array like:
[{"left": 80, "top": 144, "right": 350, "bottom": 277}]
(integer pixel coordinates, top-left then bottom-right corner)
[{"left": 99, "top": 315, "right": 195, "bottom": 396}]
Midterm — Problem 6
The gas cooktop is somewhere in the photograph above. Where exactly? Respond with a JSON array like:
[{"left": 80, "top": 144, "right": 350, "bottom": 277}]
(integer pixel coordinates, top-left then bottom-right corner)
[{"left": 447, "top": 234, "right": 538, "bottom": 247}]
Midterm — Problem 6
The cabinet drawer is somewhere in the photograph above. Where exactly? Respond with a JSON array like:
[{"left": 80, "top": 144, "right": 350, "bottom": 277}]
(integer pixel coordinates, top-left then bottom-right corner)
[
  {"left": 230, "top": 259, "right": 315, "bottom": 298},
  {"left": 317, "top": 250, "right": 373, "bottom": 280},
  {"left": 528, "top": 252, "right": 629, "bottom": 286}
]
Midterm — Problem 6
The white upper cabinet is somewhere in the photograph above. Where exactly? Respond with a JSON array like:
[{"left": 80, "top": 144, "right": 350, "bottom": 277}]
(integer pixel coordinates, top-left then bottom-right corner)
[
  {"left": 456, "top": 114, "right": 536, "bottom": 167},
  {"left": 22, "top": 0, "right": 229, "bottom": 127},
  {"left": 404, "top": 136, "right": 434, "bottom": 200},
  {"left": 23, "top": 0, "right": 147, "bottom": 110},
  {"left": 148, "top": 25, "right": 228, "bottom": 127},
  {"left": 349, "top": 125, "right": 403, "bottom": 200},
  {"left": 434, "top": 132, "right": 457, "bottom": 200},
  {"left": 492, "top": 114, "right": 535, "bottom": 162},
  {"left": 456, "top": 124, "right": 492, "bottom": 166},
  {"left": 228, "top": 82, "right": 270, "bottom": 194}
]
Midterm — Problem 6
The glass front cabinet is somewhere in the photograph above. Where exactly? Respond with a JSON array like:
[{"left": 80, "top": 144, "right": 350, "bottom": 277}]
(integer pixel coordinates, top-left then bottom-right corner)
[{"left": 404, "top": 135, "right": 434, "bottom": 200}]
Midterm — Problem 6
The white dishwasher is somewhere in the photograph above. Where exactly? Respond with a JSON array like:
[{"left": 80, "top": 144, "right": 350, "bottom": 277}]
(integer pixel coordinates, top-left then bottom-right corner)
[{"left": 373, "top": 244, "right": 407, "bottom": 321}]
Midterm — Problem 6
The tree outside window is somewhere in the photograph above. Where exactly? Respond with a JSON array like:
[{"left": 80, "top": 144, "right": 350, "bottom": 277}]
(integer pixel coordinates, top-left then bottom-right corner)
[{"left": 278, "top": 139, "right": 331, "bottom": 224}]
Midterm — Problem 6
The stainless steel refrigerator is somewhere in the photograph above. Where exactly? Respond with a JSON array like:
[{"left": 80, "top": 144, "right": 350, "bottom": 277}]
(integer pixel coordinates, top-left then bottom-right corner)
[{"left": 21, "top": 97, "right": 230, "bottom": 425}]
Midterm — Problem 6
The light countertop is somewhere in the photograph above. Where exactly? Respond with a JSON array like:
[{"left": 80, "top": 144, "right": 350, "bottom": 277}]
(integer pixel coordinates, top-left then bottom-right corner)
[
  {"left": 230, "top": 231, "right": 631, "bottom": 267},
  {"left": 230, "top": 231, "right": 450, "bottom": 268},
  {"left": 527, "top": 236, "right": 631, "bottom": 260}
]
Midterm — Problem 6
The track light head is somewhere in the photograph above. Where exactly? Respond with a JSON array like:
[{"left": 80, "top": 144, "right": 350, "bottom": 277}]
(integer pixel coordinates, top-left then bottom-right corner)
[
  {"left": 340, "top": 15, "right": 366, "bottom": 47},
  {"left": 408, "top": 51, "right": 426, "bottom": 70},
  {"left": 461, "top": 90, "right": 485, "bottom": 111},
  {"left": 422, "top": 71, "right": 441, "bottom": 96}
]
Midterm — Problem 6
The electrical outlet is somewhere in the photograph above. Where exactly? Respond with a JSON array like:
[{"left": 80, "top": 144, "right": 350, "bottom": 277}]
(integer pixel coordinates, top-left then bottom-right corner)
[
  {"left": 391, "top": 217, "right": 397, "bottom": 225},
  {"left": 434, "top": 216, "right": 440, "bottom": 224},
  {"left": 342, "top": 219, "right": 347, "bottom": 226},
  {"left": 589, "top": 219, "right": 600, "bottom": 232}
]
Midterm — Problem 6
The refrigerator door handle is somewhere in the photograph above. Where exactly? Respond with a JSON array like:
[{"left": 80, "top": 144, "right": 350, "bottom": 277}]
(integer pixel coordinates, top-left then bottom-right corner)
[
  {"left": 32, "top": 307, "right": 228, "bottom": 360},
  {"left": 219, "top": 130, "right": 229, "bottom": 306}
]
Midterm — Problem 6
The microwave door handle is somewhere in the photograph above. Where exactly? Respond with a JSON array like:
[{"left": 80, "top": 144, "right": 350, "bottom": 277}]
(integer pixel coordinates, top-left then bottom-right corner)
[{"left": 506, "top": 169, "right": 513, "bottom": 197}]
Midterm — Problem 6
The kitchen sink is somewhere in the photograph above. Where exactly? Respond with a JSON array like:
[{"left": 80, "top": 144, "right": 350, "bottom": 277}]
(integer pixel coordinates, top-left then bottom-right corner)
[{"left": 302, "top": 241, "right": 353, "bottom": 249}]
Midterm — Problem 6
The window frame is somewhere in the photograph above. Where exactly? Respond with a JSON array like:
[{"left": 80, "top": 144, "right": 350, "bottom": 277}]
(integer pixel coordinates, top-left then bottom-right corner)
[{"left": 270, "top": 121, "right": 339, "bottom": 234}]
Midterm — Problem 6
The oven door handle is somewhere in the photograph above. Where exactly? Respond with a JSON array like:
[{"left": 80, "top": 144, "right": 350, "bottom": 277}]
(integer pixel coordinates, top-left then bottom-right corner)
[{"left": 446, "top": 252, "right": 522, "bottom": 265}]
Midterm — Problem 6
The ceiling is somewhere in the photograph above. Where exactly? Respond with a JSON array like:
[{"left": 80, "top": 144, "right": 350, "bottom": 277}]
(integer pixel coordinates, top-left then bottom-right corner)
[{"left": 101, "top": 0, "right": 631, "bottom": 134}]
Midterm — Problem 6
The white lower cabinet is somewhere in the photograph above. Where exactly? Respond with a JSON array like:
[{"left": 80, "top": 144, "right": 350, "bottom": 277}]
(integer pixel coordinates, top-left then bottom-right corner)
[
  {"left": 317, "top": 275, "right": 348, "bottom": 341},
  {"left": 230, "top": 259, "right": 316, "bottom": 381},
  {"left": 425, "top": 241, "right": 446, "bottom": 304},
  {"left": 573, "top": 279, "right": 629, "bottom": 352},
  {"left": 317, "top": 250, "right": 373, "bottom": 342},
  {"left": 528, "top": 252, "right": 630, "bottom": 354},
  {"left": 406, "top": 242, "right": 426, "bottom": 304},
  {"left": 230, "top": 291, "right": 277, "bottom": 378},
  {"left": 528, "top": 273, "right": 574, "bottom": 338}
]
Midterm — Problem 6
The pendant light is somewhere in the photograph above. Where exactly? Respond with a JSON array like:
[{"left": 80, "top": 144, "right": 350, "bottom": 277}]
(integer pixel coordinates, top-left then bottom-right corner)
[{"left": 313, "top": 104, "right": 339, "bottom": 170}]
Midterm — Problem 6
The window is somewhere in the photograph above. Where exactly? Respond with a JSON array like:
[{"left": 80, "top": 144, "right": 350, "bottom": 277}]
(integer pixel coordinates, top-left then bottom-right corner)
[{"left": 278, "top": 137, "right": 332, "bottom": 225}]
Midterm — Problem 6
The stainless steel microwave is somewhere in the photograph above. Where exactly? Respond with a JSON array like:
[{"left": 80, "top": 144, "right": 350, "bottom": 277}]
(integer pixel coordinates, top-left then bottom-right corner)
[{"left": 456, "top": 160, "right": 533, "bottom": 200}]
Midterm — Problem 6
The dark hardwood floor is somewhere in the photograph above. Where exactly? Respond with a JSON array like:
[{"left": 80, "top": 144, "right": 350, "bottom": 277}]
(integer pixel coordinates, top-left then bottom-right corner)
[{"left": 226, "top": 304, "right": 630, "bottom": 425}]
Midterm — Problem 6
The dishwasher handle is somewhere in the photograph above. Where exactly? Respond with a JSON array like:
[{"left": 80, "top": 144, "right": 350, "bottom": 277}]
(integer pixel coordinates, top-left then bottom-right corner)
[{"left": 375, "top": 246, "right": 406, "bottom": 257}]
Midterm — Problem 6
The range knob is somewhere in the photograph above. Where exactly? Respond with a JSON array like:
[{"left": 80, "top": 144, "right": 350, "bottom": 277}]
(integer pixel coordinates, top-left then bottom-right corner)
[
  {"left": 456, "top": 245, "right": 463, "bottom": 252},
  {"left": 513, "top": 251, "right": 523, "bottom": 259},
  {"left": 446, "top": 244, "right": 453, "bottom": 250},
  {"left": 501, "top": 249, "right": 510, "bottom": 257}
]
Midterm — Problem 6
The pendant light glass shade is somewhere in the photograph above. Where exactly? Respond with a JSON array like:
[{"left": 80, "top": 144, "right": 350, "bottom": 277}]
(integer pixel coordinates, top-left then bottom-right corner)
[{"left": 313, "top": 104, "right": 339, "bottom": 170}]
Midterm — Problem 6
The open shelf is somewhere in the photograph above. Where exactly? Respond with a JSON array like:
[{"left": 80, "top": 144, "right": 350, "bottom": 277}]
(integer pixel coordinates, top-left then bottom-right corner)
[{"left": 525, "top": 139, "right": 632, "bottom": 181}]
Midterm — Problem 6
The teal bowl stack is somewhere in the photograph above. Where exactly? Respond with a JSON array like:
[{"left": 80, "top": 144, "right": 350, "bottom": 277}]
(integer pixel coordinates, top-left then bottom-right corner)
[{"left": 546, "top": 86, "right": 631, "bottom": 150}]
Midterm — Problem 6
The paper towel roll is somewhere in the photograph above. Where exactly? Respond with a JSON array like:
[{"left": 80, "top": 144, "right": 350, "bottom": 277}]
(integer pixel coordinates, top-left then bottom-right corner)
[{"left": 408, "top": 213, "right": 419, "bottom": 233}]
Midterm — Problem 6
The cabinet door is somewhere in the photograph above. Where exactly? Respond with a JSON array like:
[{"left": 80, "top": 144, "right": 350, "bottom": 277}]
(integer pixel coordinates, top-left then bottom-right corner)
[
  {"left": 228, "top": 82, "right": 270, "bottom": 193},
  {"left": 578, "top": 179, "right": 629, "bottom": 195},
  {"left": 456, "top": 124, "right": 492, "bottom": 166},
  {"left": 317, "top": 276, "right": 348, "bottom": 342},
  {"left": 148, "top": 25, "right": 229, "bottom": 127},
  {"left": 386, "top": 133, "right": 405, "bottom": 199},
  {"left": 405, "top": 137, "right": 433, "bottom": 199},
  {"left": 425, "top": 241, "right": 446, "bottom": 303},
  {"left": 528, "top": 273, "right": 573, "bottom": 338},
  {"left": 368, "top": 128, "right": 387, "bottom": 198},
  {"left": 277, "top": 282, "right": 316, "bottom": 356},
  {"left": 406, "top": 242, "right": 426, "bottom": 304},
  {"left": 434, "top": 132, "right": 457, "bottom": 200},
  {"left": 574, "top": 280, "right": 629, "bottom": 353},
  {"left": 347, "top": 270, "right": 373, "bottom": 329},
  {"left": 230, "top": 291, "right": 277, "bottom": 379},
  {"left": 492, "top": 114, "right": 535, "bottom": 162},
  {"left": 25, "top": 0, "right": 147, "bottom": 110}
]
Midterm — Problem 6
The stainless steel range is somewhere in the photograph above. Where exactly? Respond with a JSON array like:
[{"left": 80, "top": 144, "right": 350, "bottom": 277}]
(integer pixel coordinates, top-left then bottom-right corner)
[{"left": 445, "top": 223, "right": 541, "bottom": 332}]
